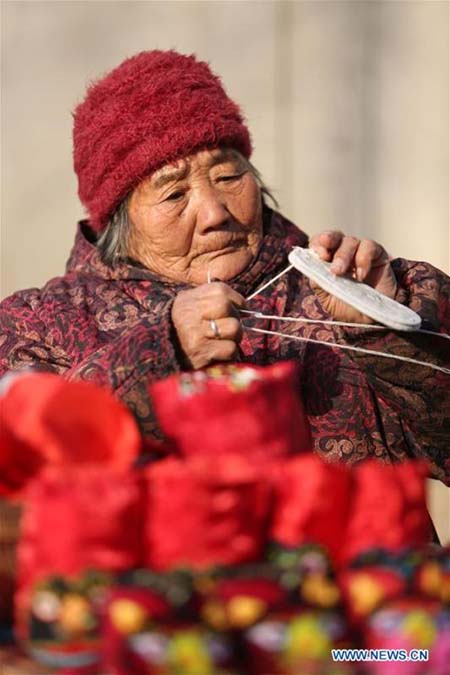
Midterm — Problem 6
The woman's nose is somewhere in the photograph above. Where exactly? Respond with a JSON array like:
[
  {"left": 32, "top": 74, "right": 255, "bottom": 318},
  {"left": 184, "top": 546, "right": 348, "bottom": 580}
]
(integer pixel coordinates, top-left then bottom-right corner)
[{"left": 195, "top": 187, "right": 230, "bottom": 232}]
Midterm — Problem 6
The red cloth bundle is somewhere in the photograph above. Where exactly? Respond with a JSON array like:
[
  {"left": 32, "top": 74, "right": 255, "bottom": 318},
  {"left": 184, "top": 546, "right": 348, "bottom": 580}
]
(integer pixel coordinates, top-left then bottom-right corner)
[
  {"left": 150, "top": 362, "right": 311, "bottom": 461},
  {"left": 16, "top": 467, "right": 145, "bottom": 639},
  {"left": 0, "top": 373, "right": 141, "bottom": 497},
  {"left": 0, "top": 422, "right": 45, "bottom": 498},
  {"left": 144, "top": 455, "right": 272, "bottom": 571},
  {"left": 269, "top": 454, "right": 352, "bottom": 563},
  {"left": 341, "top": 461, "right": 430, "bottom": 565}
]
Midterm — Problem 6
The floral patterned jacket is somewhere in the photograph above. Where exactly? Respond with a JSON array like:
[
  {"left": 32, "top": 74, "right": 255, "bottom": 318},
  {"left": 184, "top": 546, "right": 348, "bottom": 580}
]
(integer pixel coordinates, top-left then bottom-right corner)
[{"left": 1, "top": 209, "right": 449, "bottom": 482}]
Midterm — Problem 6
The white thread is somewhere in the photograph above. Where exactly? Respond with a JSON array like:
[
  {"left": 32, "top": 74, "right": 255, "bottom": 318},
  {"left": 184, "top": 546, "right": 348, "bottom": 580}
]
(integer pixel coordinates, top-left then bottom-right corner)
[
  {"left": 416, "top": 328, "right": 450, "bottom": 341},
  {"left": 207, "top": 268, "right": 212, "bottom": 284},
  {"left": 240, "top": 309, "right": 450, "bottom": 341},
  {"left": 246, "top": 264, "right": 293, "bottom": 300},
  {"left": 241, "top": 309, "right": 387, "bottom": 331},
  {"left": 244, "top": 325, "right": 450, "bottom": 375}
]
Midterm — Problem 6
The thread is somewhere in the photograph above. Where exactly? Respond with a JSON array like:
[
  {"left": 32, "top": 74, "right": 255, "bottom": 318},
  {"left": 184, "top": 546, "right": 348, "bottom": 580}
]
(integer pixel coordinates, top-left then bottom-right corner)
[
  {"left": 243, "top": 325, "right": 450, "bottom": 375},
  {"left": 240, "top": 309, "right": 450, "bottom": 341},
  {"left": 246, "top": 264, "right": 294, "bottom": 300}
]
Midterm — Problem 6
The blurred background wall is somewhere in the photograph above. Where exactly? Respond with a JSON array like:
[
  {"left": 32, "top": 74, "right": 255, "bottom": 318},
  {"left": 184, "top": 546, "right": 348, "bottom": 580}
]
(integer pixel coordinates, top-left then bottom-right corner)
[{"left": 1, "top": 0, "right": 449, "bottom": 537}]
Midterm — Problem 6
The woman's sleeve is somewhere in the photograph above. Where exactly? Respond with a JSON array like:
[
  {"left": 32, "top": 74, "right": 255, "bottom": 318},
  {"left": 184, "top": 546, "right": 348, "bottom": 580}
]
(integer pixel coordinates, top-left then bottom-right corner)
[
  {"left": 343, "top": 259, "right": 450, "bottom": 482},
  {"left": 65, "top": 304, "right": 182, "bottom": 436},
  {"left": 0, "top": 288, "right": 70, "bottom": 376},
  {"left": 0, "top": 288, "right": 181, "bottom": 437}
]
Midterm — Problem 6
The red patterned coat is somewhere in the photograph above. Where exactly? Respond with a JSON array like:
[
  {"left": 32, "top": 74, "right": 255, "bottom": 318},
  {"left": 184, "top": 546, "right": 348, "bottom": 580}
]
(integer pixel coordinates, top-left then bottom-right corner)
[{"left": 1, "top": 209, "right": 449, "bottom": 482}]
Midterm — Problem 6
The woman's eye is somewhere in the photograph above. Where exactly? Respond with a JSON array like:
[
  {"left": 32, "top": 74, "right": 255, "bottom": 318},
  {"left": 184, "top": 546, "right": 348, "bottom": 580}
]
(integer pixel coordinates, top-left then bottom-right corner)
[
  {"left": 165, "top": 190, "right": 185, "bottom": 202},
  {"left": 217, "top": 174, "right": 243, "bottom": 183}
]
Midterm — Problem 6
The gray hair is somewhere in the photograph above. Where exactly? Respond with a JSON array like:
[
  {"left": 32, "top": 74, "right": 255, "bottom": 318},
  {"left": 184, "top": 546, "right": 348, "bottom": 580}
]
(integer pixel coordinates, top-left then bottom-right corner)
[
  {"left": 96, "top": 156, "right": 278, "bottom": 267},
  {"left": 96, "top": 197, "right": 130, "bottom": 266}
]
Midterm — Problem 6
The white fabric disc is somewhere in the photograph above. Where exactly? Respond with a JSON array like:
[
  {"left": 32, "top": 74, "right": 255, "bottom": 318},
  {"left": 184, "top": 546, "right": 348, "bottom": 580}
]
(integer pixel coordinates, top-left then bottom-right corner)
[{"left": 288, "top": 247, "right": 422, "bottom": 331}]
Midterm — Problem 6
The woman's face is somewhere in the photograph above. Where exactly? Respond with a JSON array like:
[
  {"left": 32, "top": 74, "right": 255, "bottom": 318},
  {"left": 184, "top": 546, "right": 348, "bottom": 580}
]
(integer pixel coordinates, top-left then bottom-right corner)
[{"left": 127, "top": 148, "right": 263, "bottom": 284}]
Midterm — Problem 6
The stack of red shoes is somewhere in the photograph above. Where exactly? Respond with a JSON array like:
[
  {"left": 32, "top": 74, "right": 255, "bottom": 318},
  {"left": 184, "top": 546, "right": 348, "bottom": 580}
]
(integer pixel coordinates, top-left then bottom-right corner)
[{"left": 0, "top": 363, "right": 443, "bottom": 675}]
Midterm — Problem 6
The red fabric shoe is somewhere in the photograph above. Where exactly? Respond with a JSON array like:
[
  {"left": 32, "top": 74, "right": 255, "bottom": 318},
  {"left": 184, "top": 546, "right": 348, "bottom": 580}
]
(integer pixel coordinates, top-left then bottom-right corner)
[
  {"left": 144, "top": 454, "right": 272, "bottom": 571},
  {"left": 150, "top": 362, "right": 311, "bottom": 461},
  {"left": 0, "top": 373, "right": 141, "bottom": 497}
]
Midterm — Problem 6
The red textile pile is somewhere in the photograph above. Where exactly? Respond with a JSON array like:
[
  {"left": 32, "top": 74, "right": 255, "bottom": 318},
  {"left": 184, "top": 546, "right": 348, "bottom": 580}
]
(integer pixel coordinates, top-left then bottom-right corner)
[{"left": 0, "top": 364, "right": 443, "bottom": 675}]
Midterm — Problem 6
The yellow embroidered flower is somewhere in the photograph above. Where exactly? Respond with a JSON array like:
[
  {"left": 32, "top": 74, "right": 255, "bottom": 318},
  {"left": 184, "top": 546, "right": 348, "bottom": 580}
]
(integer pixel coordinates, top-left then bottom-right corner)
[
  {"left": 301, "top": 573, "right": 341, "bottom": 608},
  {"left": 402, "top": 610, "right": 436, "bottom": 649},
  {"left": 348, "top": 573, "right": 385, "bottom": 616},
  {"left": 418, "top": 562, "right": 442, "bottom": 598},
  {"left": 109, "top": 599, "right": 148, "bottom": 634},
  {"left": 167, "top": 630, "right": 213, "bottom": 674},
  {"left": 58, "top": 594, "right": 93, "bottom": 635},
  {"left": 284, "top": 614, "right": 331, "bottom": 662},
  {"left": 227, "top": 595, "right": 267, "bottom": 628}
]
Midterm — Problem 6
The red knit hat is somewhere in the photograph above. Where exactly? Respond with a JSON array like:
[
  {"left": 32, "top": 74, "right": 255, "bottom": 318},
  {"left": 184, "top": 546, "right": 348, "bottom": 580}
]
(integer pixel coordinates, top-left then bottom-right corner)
[{"left": 73, "top": 50, "right": 252, "bottom": 232}]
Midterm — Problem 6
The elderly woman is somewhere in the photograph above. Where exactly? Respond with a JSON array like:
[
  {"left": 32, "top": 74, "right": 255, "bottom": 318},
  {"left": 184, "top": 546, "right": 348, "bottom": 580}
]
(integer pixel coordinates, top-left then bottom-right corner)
[{"left": 1, "top": 50, "right": 449, "bottom": 482}]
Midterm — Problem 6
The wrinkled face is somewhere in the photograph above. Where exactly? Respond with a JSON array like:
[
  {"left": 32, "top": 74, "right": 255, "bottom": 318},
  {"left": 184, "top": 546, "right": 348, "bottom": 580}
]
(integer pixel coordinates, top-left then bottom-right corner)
[{"left": 127, "top": 148, "right": 263, "bottom": 284}]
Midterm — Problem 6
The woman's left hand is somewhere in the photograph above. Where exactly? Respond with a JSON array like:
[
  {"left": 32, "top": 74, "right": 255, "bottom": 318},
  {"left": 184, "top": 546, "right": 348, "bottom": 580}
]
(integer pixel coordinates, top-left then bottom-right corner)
[{"left": 308, "top": 231, "right": 398, "bottom": 324}]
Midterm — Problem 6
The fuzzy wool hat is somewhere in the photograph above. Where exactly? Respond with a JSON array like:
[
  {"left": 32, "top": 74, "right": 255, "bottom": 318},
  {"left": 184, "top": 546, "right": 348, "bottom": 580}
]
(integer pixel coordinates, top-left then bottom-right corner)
[{"left": 73, "top": 50, "right": 252, "bottom": 232}]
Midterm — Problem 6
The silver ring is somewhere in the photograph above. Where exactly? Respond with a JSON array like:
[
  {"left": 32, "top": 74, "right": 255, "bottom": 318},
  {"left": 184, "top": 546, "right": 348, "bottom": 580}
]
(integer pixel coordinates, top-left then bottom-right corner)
[{"left": 210, "top": 319, "right": 220, "bottom": 339}]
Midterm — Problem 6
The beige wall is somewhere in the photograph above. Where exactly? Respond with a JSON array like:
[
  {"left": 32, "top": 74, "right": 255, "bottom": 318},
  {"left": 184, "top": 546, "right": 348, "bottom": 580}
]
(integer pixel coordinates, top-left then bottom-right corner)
[
  {"left": 1, "top": 0, "right": 449, "bottom": 538},
  {"left": 2, "top": 0, "right": 448, "bottom": 297}
]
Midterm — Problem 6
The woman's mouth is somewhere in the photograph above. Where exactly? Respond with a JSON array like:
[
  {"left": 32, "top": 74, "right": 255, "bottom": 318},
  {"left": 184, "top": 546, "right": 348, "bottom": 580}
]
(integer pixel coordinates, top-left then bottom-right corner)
[{"left": 201, "top": 238, "right": 247, "bottom": 256}]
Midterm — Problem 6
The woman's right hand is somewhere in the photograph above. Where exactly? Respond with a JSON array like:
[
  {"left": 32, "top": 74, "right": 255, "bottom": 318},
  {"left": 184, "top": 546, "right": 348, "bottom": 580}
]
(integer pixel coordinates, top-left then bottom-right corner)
[{"left": 171, "top": 282, "right": 246, "bottom": 369}]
